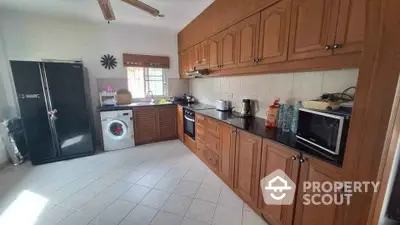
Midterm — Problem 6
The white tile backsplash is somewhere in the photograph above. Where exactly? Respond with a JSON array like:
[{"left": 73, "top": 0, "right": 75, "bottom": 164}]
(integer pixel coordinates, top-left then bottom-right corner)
[{"left": 189, "top": 69, "right": 359, "bottom": 118}]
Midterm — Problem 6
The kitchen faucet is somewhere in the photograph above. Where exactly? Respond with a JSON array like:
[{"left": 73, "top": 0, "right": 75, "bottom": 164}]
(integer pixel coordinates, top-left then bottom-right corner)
[{"left": 146, "top": 90, "right": 155, "bottom": 104}]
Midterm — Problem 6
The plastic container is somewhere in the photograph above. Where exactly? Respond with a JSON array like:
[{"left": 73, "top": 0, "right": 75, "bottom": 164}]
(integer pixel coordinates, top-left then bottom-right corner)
[
  {"left": 282, "top": 104, "right": 293, "bottom": 132},
  {"left": 277, "top": 104, "right": 284, "bottom": 128},
  {"left": 291, "top": 101, "right": 302, "bottom": 133}
]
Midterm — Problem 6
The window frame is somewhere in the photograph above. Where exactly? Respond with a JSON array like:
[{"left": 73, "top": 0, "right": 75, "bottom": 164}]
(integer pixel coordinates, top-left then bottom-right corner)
[{"left": 127, "top": 67, "right": 168, "bottom": 101}]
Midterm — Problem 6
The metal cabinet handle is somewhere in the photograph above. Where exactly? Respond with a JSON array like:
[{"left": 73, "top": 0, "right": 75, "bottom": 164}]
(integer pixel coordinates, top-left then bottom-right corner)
[
  {"left": 184, "top": 116, "right": 195, "bottom": 122},
  {"left": 333, "top": 44, "right": 340, "bottom": 49},
  {"left": 299, "top": 157, "right": 307, "bottom": 163},
  {"left": 292, "top": 156, "right": 297, "bottom": 161},
  {"left": 325, "top": 45, "right": 332, "bottom": 50}
]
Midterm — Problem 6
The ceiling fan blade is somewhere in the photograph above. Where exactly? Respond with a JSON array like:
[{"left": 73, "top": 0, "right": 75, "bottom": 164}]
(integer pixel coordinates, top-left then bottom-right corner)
[
  {"left": 98, "top": 0, "right": 116, "bottom": 21},
  {"left": 121, "top": 0, "right": 163, "bottom": 17}
]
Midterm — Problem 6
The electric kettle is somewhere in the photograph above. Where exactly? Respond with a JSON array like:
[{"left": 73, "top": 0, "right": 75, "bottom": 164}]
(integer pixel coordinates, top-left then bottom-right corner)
[{"left": 240, "top": 99, "right": 251, "bottom": 117}]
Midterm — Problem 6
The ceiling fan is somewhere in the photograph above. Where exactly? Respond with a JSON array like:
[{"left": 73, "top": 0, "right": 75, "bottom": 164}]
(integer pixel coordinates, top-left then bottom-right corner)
[{"left": 98, "top": 0, "right": 164, "bottom": 23}]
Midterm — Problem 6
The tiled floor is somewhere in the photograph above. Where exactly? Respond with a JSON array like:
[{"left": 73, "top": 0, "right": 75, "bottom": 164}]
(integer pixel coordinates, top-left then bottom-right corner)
[{"left": 0, "top": 140, "right": 268, "bottom": 225}]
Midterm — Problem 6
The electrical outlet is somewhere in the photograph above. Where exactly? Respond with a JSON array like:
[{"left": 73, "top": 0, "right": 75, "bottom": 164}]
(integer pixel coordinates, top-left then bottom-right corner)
[{"left": 228, "top": 93, "right": 234, "bottom": 99}]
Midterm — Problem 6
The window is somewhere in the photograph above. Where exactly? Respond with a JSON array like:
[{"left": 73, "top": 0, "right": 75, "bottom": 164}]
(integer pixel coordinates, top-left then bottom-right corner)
[{"left": 127, "top": 67, "right": 167, "bottom": 99}]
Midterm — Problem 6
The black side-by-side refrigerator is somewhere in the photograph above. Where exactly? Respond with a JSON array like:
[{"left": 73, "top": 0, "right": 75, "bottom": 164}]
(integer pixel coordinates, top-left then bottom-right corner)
[{"left": 10, "top": 61, "right": 95, "bottom": 165}]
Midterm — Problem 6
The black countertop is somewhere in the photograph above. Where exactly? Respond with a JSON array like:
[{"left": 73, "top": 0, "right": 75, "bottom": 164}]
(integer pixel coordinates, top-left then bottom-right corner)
[
  {"left": 98, "top": 102, "right": 342, "bottom": 167},
  {"left": 195, "top": 109, "right": 343, "bottom": 167},
  {"left": 98, "top": 102, "right": 215, "bottom": 112},
  {"left": 98, "top": 102, "right": 176, "bottom": 112},
  {"left": 180, "top": 103, "right": 215, "bottom": 110}
]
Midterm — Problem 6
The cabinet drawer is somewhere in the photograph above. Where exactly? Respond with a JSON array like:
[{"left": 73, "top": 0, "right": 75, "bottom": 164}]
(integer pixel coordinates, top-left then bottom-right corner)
[
  {"left": 203, "top": 148, "right": 219, "bottom": 172},
  {"left": 205, "top": 131, "right": 220, "bottom": 154},
  {"left": 196, "top": 127, "right": 205, "bottom": 142},
  {"left": 196, "top": 140, "right": 205, "bottom": 156},
  {"left": 206, "top": 117, "right": 220, "bottom": 138},
  {"left": 196, "top": 113, "right": 205, "bottom": 128}
]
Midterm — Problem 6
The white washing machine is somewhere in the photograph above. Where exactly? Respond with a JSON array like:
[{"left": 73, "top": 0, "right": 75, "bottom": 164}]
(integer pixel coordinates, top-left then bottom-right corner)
[{"left": 101, "top": 110, "right": 135, "bottom": 151}]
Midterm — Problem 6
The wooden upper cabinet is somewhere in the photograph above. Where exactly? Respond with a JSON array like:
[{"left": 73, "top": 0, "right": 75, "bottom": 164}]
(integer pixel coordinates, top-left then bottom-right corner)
[
  {"left": 234, "top": 130, "right": 262, "bottom": 207},
  {"left": 134, "top": 107, "right": 158, "bottom": 145},
  {"left": 288, "top": 0, "right": 338, "bottom": 60},
  {"left": 194, "top": 43, "right": 202, "bottom": 66},
  {"left": 186, "top": 46, "right": 195, "bottom": 71},
  {"left": 179, "top": 51, "right": 187, "bottom": 78},
  {"left": 258, "top": 0, "right": 291, "bottom": 64},
  {"left": 177, "top": 105, "right": 184, "bottom": 142},
  {"left": 208, "top": 35, "right": 220, "bottom": 71},
  {"left": 220, "top": 27, "right": 237, "bottom": 69},
  {"left": 219, "top": 124, "right": 236, "bottom": 186},
  {"left": 294, "top": 155, "right": 344, "bottom": 225},
  {"left": 236, "top": 13, "right": 260, "bottom": 67},
  {"left": 333, "top": 0, "right": 365, "bottom": 54},
  {"left": 259, "top": 139, "right": 301, "bottom": 225}
]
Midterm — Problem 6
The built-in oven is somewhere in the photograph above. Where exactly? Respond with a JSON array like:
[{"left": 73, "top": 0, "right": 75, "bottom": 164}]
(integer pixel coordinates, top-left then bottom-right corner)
[{"left": 184, "top": 108, "right": 195, "bottom": 140}]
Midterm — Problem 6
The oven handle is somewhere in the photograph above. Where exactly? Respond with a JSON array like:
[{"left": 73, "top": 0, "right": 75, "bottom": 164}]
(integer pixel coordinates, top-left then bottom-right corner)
[{"left": 184, "top": 116, "right": 195, "bottom": 122}]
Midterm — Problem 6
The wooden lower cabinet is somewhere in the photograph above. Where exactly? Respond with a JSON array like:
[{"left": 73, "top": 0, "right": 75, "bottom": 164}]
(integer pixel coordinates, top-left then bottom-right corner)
[
  {"left": 177, "top": 105, "right": 184, "bottom": 142},
  {"left": 184, "top": 134, "right": 196, "bottom": 153},
  {"left": 188, "top": 114, "right": 346, "bottom": 225},
  {"left": 134, "top": 105, "right": 177, "bottom": 145},
  {"left": 158, "top": 106, "right": 177, "bottom": 141},
  {"left": 219, "top": 123, "right": 236, "bottom": 186},
  {"left": 293, "top": 155, "right": 344, "bottom": 225},
  {"left": 203, "top": 147, "right": 220, "bottom": 172},
  {"left": 233, "top": 129, "right": 262, "bottom": 207},
  {"left": 258, "top": 139, "right": 301, "bottom": 225},
  {"left": 133, "top": 107, "right": 158, "bottom": 145}
]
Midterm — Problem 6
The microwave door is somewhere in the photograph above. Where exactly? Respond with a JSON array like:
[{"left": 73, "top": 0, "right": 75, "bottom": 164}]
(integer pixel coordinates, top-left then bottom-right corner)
[{"left": 297, "top": 109, "right": 343, "bottom": 155}]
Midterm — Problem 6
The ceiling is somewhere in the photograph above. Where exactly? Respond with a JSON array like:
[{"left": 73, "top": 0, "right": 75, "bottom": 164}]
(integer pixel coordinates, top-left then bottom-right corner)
[{"left": 0, "top": 0, "right": 214, "bottom": 30}]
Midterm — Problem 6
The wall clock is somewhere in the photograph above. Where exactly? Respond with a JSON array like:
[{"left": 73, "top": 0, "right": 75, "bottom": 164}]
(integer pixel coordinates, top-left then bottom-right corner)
[{"left": 101, "top": 54, "right": 117, "bottom": 70}]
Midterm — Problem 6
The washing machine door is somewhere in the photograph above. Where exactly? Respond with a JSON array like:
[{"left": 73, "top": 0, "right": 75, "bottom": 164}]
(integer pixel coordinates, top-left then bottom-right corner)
[{"left": 106, "top": 119, "right": 129, "bottom": 140}]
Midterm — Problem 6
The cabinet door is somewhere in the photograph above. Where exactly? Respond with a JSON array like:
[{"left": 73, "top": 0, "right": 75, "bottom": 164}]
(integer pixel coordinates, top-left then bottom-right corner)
[
  {"left": 208, "top": 35, "right": 220, "bottom": 71},
  {"left": 258, "top": 0, "right": 291, "bottom": 64},
  {"left": 134, "top": 107, "right": 157, "bottom": 145},
  {"left": 288, "top": 0, "right": 338, "bottom": 60},
  {"left": 219, "top": 124, "right": 236, "bottom": 186},
  {"left": 186, "top": 46, "right": 195, "bottom": 72},
  {"left": 237, "top": 13, "right": 260, "bottom": 67},
  {"left": 220, "top": 27, "right": 237, "bottom": 69},
  {"left": 203, "top": 147, "right": 220, "bottom": 172},
  {"left": 333, "top": 0, "right": 365, "bottom": 54},
  {"left": 258, "top": 139, "right": 301, "bottom": 225},
  {"left": 179, "top": 51, "right": 186, "bottom": 78},
  {"left": 157, "top": 106, "right": 177, "bottom": 141},
  {"left": 293, "top": 155, "right": 344, "bottom": 225},
  {"left": 205, "top": 117, "right": 221, "bottom": 138},
  {"left": 200, "top": 40, "right": 210, "bottom": 67},
  {"left": 177, "top": 105, "right": 184, "bottom": 142},
  {"left": 234, "top": 130, "right": 262, "bottom": 206},
  {"left": 194, "top": 43, "right": 202, "bottom": 66}
]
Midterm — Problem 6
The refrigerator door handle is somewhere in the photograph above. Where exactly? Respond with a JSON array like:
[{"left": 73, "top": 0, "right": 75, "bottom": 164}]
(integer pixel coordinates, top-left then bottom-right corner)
[{"left": 48, "top": 109, "right": 58, "bottom": 115}]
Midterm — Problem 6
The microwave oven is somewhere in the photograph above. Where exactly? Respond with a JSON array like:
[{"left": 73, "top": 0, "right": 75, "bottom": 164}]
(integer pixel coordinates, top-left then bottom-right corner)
[{"left": 296, "top": 108, "right": 351, "bottom": 156}]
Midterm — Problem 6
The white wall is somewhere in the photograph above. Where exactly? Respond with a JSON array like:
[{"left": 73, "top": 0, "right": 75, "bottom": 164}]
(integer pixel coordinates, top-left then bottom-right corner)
[
  {"left": 189, "top": 69, "right": 359, "bottom": 118},
  {"left": 0, "top": 10, "right": 185, "bottom": 142}
]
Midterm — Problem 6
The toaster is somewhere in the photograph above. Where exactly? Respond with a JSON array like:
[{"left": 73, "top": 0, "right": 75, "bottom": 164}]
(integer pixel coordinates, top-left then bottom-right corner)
[{"left": 216, "top": 100, "right": 231, "bottom": 111}]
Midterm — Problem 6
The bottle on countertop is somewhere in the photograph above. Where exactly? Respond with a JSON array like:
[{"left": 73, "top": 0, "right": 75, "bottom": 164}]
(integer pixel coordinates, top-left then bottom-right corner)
[
  {"left": 291, "top": 101, "right": 302, "bottom": 133},
  {"left": 265, "top": 99, "right": 280, "bottom": 128},
  {"left": 277, "top": 103, "right": 284, "bottom": 128}
]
